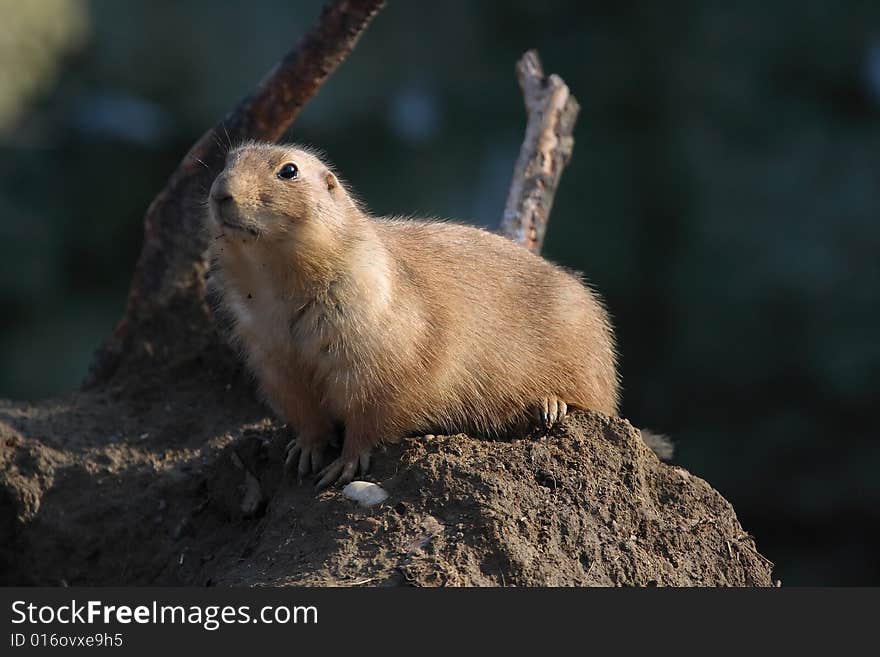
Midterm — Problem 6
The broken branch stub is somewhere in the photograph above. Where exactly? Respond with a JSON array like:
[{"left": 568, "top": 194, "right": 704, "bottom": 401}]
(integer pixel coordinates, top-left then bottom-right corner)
[
  {"left": 86, "top": 0, "right": 385, "bottom": 386},
  {"left": 501, "top": 50, "right": 580, "bottom": 255}
]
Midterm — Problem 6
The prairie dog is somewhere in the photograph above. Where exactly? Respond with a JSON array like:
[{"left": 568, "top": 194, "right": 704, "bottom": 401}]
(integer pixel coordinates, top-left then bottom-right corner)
[{"left": 207, "top": 142, "right": 620, "bottom": 488}]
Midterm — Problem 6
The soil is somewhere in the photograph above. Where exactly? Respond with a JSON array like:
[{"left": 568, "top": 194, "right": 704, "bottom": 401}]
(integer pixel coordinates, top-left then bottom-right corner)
[{"left": 0, "top": 342, "right": 773, "bottom": 587}]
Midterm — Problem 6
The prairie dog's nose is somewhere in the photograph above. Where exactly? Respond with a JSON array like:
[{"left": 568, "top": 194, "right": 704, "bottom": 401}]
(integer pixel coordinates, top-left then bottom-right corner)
[{"left": 210, "top": 175, "right": 233, "bottom": 204}]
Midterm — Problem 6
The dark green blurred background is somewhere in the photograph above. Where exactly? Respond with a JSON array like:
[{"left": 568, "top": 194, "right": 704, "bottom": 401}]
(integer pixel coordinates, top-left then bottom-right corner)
[{"left": 1, "top": 0, "right": 878, "bottom": 584}]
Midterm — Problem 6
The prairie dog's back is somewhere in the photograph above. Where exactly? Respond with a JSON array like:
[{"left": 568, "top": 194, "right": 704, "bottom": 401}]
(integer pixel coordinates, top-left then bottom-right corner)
[{"left": 374, "top": 218, "right": 619, "bottom": 425}]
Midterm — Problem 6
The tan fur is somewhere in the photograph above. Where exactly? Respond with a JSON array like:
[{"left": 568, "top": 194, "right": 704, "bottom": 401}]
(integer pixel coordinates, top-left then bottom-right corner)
[{"left": 206, "top": 142, "right": 620, "bottom": 486}]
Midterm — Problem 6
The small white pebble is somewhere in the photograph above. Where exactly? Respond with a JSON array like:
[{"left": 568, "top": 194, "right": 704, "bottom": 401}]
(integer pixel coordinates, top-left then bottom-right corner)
[{"left": 343, "top": 481, "right": 389, "bottom": 508}]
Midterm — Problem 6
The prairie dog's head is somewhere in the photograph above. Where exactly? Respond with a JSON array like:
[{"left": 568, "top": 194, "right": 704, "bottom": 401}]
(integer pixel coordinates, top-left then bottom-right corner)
[{"left": 207, "top": 142, "right": 354, "bottom": 249}]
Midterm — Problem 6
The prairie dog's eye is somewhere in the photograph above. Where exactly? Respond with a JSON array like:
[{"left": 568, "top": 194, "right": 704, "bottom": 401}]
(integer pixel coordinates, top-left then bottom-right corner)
[{"left": 277, "top": 163, "right": 299, "bottom": 180}]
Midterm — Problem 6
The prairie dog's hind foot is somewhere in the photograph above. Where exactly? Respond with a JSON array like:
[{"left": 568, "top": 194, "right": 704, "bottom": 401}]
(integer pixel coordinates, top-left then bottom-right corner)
[{"left": 534, "top": 395, "right": 568, "bottom": 429}]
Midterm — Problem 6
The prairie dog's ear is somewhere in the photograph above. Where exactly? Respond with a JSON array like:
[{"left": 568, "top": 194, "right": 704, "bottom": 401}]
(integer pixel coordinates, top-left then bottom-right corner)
[{"left": 324, "top": 170, "right": 338, "bottom": 192}]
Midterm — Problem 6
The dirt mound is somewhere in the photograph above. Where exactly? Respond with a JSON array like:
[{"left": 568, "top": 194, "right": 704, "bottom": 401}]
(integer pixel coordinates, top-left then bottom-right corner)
[{"left": 0, "top": 355, "right": 772, "bottom": 587}]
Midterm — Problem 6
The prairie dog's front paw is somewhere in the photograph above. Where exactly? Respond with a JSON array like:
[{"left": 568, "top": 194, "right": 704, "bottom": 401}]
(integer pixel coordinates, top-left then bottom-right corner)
[
  {"left": 285, "top": 434, "right": 330, "bottom": 483},
  {"left": 315, "top": 451, "right": 371, "bottom": 491}
]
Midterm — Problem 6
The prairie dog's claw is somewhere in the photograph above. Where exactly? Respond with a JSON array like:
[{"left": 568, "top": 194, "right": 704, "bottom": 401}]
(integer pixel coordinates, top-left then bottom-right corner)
[
  {"left": 315, "top": 452, "right": 371, "bottom": 491},
  {"left": 284, "top": 440, "right": 300, "bottom": 471},
  {"left": 535, "top": 396, "right": 568, "bottom": 429}
]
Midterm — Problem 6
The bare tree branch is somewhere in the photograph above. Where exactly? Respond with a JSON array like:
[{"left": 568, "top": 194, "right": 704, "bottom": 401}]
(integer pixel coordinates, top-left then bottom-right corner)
[
  {"left": 501, "top": 50, "right": 580, "bottom": 255},
  {"left": 87, "top": 0, "right": 385, "bottom": 386}
]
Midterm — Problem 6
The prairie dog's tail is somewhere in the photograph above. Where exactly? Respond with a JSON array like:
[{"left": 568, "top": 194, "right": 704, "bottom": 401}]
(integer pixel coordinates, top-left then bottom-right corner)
[{"left": 639, "top": 429, "right": 674, "bottom": 461}]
